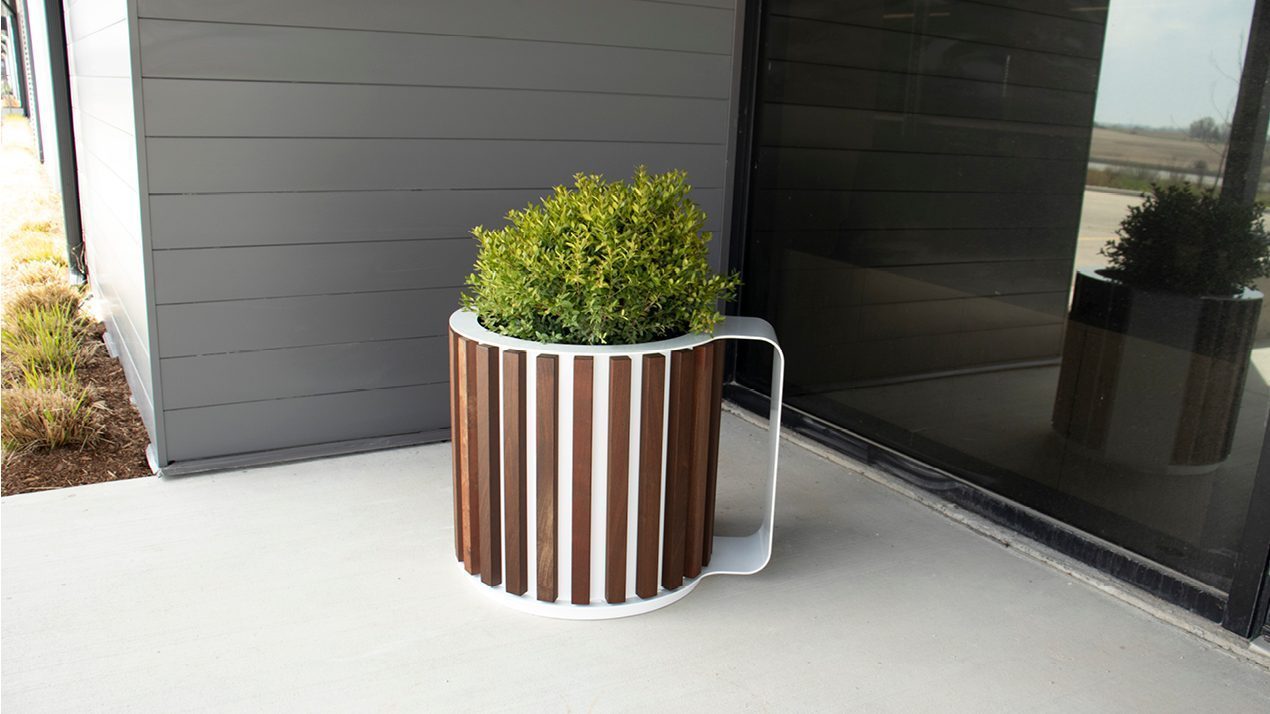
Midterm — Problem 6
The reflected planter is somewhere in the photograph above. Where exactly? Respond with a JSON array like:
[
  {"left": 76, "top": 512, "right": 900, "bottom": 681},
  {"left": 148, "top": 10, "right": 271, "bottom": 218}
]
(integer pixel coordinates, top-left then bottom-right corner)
[
  {"left": 1052, "top": 269, "right": 1263, "bottom": 475},
  {"left": 446, "top": 309, "right": 785, "bottom": 619}
]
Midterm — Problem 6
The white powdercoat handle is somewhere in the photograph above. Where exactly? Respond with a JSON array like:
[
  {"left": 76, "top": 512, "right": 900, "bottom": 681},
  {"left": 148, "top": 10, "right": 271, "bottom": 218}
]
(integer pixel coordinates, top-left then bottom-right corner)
[{"left": 699, "top": 316, "right": 785, "bottom": 578}]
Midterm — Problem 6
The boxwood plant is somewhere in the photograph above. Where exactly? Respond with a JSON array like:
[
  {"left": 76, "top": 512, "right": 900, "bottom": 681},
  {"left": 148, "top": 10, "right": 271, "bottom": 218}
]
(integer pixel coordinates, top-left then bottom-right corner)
[
  {"left": 1102, "top": 184, "right": 1270, "bottom": 296},
  {"left": 462, "top": 167, "right": 740, "bottom": 345}
]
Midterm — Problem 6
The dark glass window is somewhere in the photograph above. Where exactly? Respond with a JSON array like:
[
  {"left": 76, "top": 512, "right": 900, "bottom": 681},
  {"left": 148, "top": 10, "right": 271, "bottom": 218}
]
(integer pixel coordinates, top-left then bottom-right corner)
[{"left": 738, "top": 0, "right": 1268, "bottom": 591}]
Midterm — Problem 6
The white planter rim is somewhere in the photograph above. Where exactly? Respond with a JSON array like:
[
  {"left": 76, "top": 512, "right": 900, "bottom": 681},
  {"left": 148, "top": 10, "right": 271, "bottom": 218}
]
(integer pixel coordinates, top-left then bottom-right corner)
[
  {"left": 449, "top": 309, "right": 715, "bottom": 356},
  {"left": 1079, "top": 268, "right": 1264, "bottom": 302}
]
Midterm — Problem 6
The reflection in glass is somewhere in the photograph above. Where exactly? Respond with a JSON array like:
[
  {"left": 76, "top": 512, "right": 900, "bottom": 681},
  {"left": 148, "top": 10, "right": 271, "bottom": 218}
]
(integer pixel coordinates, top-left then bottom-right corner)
[{"left": 738, "top": 0, "right": 1269, "bottom": 591}]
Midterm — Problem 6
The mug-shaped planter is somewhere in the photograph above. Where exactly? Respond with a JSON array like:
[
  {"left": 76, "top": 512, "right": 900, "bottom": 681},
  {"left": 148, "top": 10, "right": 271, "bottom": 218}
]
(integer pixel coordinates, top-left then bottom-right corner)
[{"left": 448, "top": 309, "right": 784, "bottom": 619}]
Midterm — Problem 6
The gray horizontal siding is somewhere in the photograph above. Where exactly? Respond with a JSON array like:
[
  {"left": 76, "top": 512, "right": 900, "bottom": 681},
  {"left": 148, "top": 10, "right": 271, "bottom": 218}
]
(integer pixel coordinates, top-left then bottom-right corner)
[
  {"left": 138, "top": 20, "right": 731, "bottom": 98},
  {"left": 81, "top": 193, "right": 152, "bottom": 414},
  {"left": 142, "top": 80, "right": 727, "bottom": 142},
  {"left": 145, "top": 139, "right": 726, "bottom": 194},
  {"left": 137, "top": 0, "right": 733, "bottom": 54},
  {"left": 164, "top": 384, "right": 449, "bottom": 461},
  {"left": 68, "top": 77, "right": 133, "bottom": 133},
  {"left": 75, "top": 113, "right": 138, "bottom": 190},
  {"left": 155, "top": 288, "right": 458, "bottom": 357},
  {"left": 66, "top": 0, "right": 158, "bottom": 447},
  {"left": 137, "top": 0, "right": 738, "bottom": 465},
  {"left": 66, "top": 1, "right": 127, "bottom": 41},
  {"left": 148, "top": 188, "right": 725, "bottom": 249},
  {"left": 153, "top": 240, "right": 475, "bottom": 304},
  {"left": 69, "top": 20, "right": 133, "bottom": 78},
  {"left": 161, "top": 337, "right": 448, "bottom": 410}
]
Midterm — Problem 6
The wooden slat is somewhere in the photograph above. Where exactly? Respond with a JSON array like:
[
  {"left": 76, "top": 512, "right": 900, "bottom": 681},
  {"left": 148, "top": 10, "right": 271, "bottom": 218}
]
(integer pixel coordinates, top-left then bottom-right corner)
[
  {"left": 536, "top": 355, "right": 559, "bottom": 603},
  {"left": 503, "top": 350, "right": 528, "bottom": 595},
  {"left": 636, "top": 354, "right": 666, "bottom": 599},
  {"left": 684, "top": 345, "right": 713, "bottom": 578},
  {"left": 449, "top": 330, "right": 463, "bottom": 562},
  {"left": 475, "top": 343, "right": 503, "bottom": 587},
  {"left": 662, "top": 349, "right": 694, "bottom": 590},
  {"left": 605, "top": 357, "right": 632, "bottom": 603},
  {"left": 458, "top": 338, "right": 480, "bottom": 574},
  {"left": 572, "top": 357, "right": 594, "bottom": 605},
  {"left": 703, "top": 342, "right": 725, "bottom": 567}
]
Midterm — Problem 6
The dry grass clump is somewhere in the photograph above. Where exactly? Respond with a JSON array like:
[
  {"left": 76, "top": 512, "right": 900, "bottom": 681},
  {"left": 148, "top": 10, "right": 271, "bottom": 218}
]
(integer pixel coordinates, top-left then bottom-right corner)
[
  {"left": 1, "top": 384, "right": 105, "bottom": 451},
  {"left": 8, "top": 227, "right": 67, "bottom": 266},
  {"left": 5, "top": 281, "right": 83, "bottom": 317},
  {"left": 12, "top": 260, "right": 66, "bottom": 287},
  {"left": 0, "top": 118, "right": 109, "bottom": 459}
]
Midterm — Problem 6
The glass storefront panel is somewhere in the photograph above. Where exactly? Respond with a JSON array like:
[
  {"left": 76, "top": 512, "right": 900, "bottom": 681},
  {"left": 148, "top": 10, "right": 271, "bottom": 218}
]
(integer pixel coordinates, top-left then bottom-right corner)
[{"left": 738, "top": 0, "right": 1268, "bottom": 591}]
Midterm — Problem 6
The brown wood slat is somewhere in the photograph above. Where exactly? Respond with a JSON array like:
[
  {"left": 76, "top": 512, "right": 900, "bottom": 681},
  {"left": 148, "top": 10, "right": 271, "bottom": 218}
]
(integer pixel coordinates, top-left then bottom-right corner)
[
  {"left": 636, "top": 353, "right": 666, "bottom": 599},
  {"left": 703, "top": 342, "right": 725, "bottom": 567},
  {"left": 458, "top": 337, "right": 480, "bottom": 575},
  {"left": 503, "top": 350, "right": 528, "bottom": 596},
  {"left": 605, "top": 356, "right": 632, "bottom": 603},
  {"left": 536, "top": 355, "right": 559, "bottom": 603},
  {"left": 572, "top": 356, "right": 594, "bottom": 605},
  {"left": 684, "top": 344, "right": 714, "bottom": 579},
  {"left": 662, "top": 349, "right": 694, "bottom": 590},
  {"left": 475, "top": 343, "right": 502, "bottom": 587},
  {"left": 448, "top": 329, "right": 463, "bottom": 562}
]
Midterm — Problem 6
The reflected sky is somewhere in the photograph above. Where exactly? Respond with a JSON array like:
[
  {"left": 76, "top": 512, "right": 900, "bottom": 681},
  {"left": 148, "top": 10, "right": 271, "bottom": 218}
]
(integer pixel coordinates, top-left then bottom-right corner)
[{"left": 1095, "top": 0, "right": 1254, "bottom": 128}]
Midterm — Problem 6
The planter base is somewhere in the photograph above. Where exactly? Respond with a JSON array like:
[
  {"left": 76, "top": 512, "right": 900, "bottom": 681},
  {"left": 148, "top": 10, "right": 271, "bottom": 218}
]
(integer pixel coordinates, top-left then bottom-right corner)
[
  {"left": 457, "top": 532, "right": 774, "bottom": 619},
  {"left": 447, "top": 311, "right": 785, "bottom": 617}
]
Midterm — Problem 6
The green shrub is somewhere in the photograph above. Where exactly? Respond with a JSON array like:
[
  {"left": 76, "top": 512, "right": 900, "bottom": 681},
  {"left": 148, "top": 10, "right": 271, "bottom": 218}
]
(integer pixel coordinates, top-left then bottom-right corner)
[
  {"left": 462, "top": 167, "right": 740, "bottom": 344},
  {"left": 1, "top": 384, "right": 104, "bottom": 452},
  {"left": 1, "top": 303, "right": 86, "bottom": 376},
  {"left": 1102, "top": 184, "right": 1270, "bottom": 296}
]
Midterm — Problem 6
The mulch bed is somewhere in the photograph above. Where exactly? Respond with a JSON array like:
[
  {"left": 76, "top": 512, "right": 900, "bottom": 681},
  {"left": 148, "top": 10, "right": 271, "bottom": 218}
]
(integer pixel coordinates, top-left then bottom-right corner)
[{"left": 2, "top": 324, "right": 152, "bottom": 496}]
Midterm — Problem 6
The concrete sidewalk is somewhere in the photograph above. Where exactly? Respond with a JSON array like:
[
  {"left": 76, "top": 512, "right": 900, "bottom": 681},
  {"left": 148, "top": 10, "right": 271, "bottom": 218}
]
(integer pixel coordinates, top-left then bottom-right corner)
[{"left": 3, "top": 412, "right": 1268, "bottom": 711}]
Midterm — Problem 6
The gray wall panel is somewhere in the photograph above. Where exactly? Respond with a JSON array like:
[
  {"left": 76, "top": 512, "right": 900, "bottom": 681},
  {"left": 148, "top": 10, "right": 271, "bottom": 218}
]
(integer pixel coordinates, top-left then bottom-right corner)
[
  {"left": 153, "top": 239, "right": 475, "bottom": 304},
  {"left": 82, "top": 205, "right": 152, "bottom": 407},
  {"left": 72, "top": 76, "right": 135, "bottom": 134},
  {"left": 69, "top": 20, "right": 132, "bottom": 77},
  {"left": 161, "top": 337, "right": 448, "bottom": 410},
  {"left": 78, "top": 152, "right": 142, "bottom": 242},
  {"left": 66, "top": 0, "right": 159, "bottom": 451},
  {"left": 164, "top": 384, "right": 449, "bottom": 461},
  {"left": 146, "top": 138, "right": 726, "bottom": 194},
  {"left": 77, "top": 113, "right": 138, "bottom": 190},
  {"left": 136, "top": 0, "right": 738, "bottom": 463},
  {"left": 155, "top": 289, "right": 458, "bottom": 357},
  {"left": 67, "top": 4, "right": 126, "bottom": 41},
  {"left": 138, "top": 20, "right": 731, "bottom": 98},
  {"left": 148, "top": 188, "right": 725, "bottom": 249},
  {"left": 142, "top": 80, "right": 728, "bottom": 143},
  {"left": 138, "top": 0, "right": 733, "bottom": 54}
]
